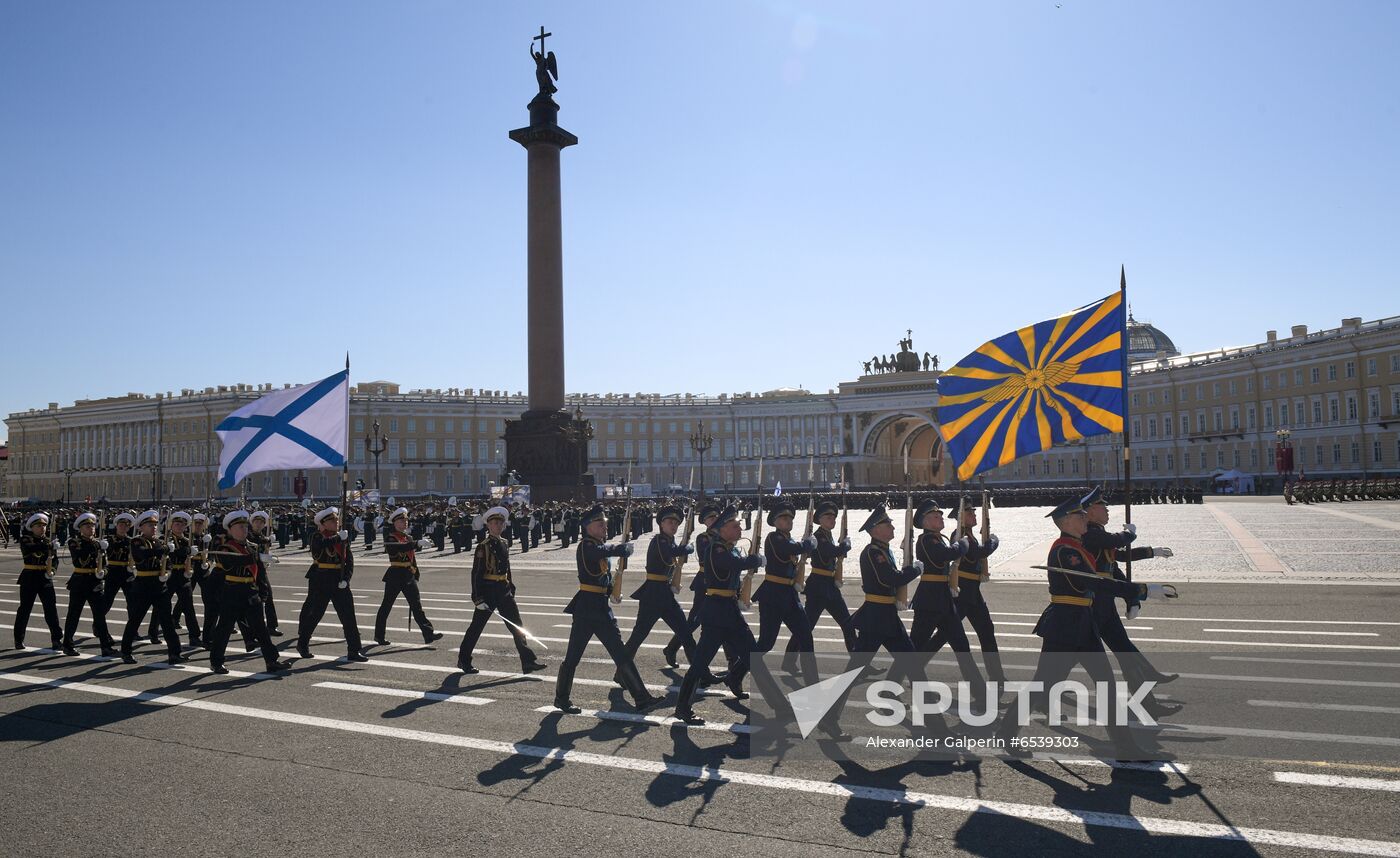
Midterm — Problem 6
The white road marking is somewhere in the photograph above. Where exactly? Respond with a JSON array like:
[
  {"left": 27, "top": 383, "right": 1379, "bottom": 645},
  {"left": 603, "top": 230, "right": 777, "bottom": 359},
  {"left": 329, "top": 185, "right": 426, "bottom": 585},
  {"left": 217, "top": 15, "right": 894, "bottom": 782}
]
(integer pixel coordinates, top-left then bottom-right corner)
[
  {"left": 1158, "top": 722, "right": 1400, "bottom": 748},
  {"left": 1248, "top": 700, "right": 1400, "bottom": 715},
  {"left": 3, "top": 670, "right": 1398, "bottom": 857},
  {"left": 532, "top": 705, "right": 754, "bottom": 734},
  {"left": 1212, "top": 656, "right": 1400, "bottom": 669},
  {"left": 1273, "top": 771, "right": 1400, "bottom": 792},
  {"left": 1030, "top": 755, "right": 1190, "bottom": 774},
  {"left": 1200, "top": 629, "right": 1380, "bottom": 637},
  {"left": 313, "top": 680, "right": 492, "bottom": 705}
]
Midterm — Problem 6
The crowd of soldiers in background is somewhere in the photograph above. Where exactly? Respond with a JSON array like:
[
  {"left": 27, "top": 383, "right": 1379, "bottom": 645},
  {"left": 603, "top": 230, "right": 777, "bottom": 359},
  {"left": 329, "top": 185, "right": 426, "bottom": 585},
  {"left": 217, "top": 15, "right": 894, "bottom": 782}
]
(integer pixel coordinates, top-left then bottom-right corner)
[{"left": 1285, "top": 476, "right": 1400, "bottom": 505}]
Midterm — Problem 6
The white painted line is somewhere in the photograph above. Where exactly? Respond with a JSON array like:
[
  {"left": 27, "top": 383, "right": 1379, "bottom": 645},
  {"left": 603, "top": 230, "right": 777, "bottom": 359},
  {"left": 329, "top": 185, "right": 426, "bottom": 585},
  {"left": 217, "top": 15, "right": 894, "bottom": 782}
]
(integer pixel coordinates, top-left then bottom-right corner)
[
  {"left": 3, "top": 671, "right": 1397, "bottom": 857},
  {"left": 1248, "top": 700, "right": 1400, "bottom": 715},
  {"left": 532, "top": 705, "right": 754, "bottom": 734},
  {"left": 1158, "top": 722, "right": 1400, "bottom": 748},
  {"left": 1273, "top": 771, "right": 1400, "bottom": 792},
  {"left": 1200, "top": 629, "right": 1380, "bottom": 637},
  {"left": 1031, "top": 755, "right": 1190, "bottom": 774},
  {"left": 1212, "top": 656, "right": 1400, "bottom": 669},
  {"left": 313, "top": 681, "right": 492, "bottom": 705}
]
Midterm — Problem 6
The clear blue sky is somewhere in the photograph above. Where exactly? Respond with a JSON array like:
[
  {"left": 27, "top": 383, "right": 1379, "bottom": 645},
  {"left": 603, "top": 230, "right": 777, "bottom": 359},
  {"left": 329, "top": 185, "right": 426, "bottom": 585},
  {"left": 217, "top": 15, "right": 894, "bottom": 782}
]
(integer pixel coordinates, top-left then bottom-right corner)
[{"left": 4, "top": 1, "right": 1398, "bottom": 436}]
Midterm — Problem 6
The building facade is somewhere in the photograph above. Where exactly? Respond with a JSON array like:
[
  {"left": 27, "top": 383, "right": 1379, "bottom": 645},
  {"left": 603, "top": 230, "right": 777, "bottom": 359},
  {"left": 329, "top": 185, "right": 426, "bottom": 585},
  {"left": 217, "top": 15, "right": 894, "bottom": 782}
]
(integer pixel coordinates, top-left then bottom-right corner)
[{"left": 7, "top": 316, "right": 1400, "bottom": 503}]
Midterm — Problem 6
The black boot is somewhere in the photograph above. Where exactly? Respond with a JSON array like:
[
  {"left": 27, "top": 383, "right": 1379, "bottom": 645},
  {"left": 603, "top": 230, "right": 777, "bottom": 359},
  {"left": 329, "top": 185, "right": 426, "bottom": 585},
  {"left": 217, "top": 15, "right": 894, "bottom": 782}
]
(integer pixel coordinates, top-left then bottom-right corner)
[
  {"left": 673, "top": 668, "right": 704, "bottom": 723},
  {"left": 423, "top": 631, "right": 443, "bottom": 644},
  {"left": 661, "top": 643, "right": 679, "bottom": 668},
  {"left": 554, "top": 662, "right": 580, "bottom": 713},
  {"left": 618, "top": 660, "right": 663, "bottom": 711},
  {"left": 346, "top": 650, "right": 370, "bottom": 662},
  {"left": 61, "top": 643, "right": 79, "bottom": 657},
  {"left": 296, "top": 641, "right": 313, "bottom": 659},
  {"left": 982, "top": 651, "right": 1008, "bottom": 684}
]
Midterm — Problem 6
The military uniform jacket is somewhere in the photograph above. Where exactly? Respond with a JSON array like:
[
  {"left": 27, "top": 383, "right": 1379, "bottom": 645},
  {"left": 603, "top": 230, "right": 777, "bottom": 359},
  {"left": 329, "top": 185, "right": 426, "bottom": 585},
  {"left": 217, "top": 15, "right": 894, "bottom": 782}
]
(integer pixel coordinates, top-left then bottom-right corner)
[
  {"left": 18, "top": 533, "right": 58, "bottom": 582},
  {"left": 689, "top": 530, "right": 714, "bottom": 592},
  {"left": 383, "top": 532, "right": 419, "bottom": 581},
  {"left": 756, "top": 531, "right": 804, "bottom": 604},
  {"left": 852, "top": 541, "right": 920, "bottom": 631},
  {"left": 188, "top": 531, "right": 211, "bottom": 582},
  {"left": 952, "top": 533, "right": 997, "bottom": 586},
  {"left": 808, "top": 526, "right": 849, "bottom": 577},
  {"left": 912, "top": 532, "right": 964, "bottom": 614},
  {"left": 66, "top": 534, "right": 102, "bottom": 587},
  {"left": 212, "top": 537, "right": 264, "bottom": 600},
  {"left": 694, "top": 536, "right": 760, "bottom": 632},
  {"left": 107, "top": 533, "right": 132, "bottom": 575},
  {"left": 308, "top": 530, "right": 353, "bottom": 581},
  {"left": 1082, "top": 522, "right": 1154, "bottom": 586},
  {"left": 1032, "top": 534, "right": 1143, "bottom": 649},
  {"left": 129, "top": 535, "right": 170, "bottom": 589},
  {"left": 470, "top": 534, "right": 512, "bottom": 605},
  {"left": 168, "top": 533, "right": 194, "bottom": 582},
  {"left": 633, "top": 531, "right": 686, "bottom": 600},
  {"left": 566, "top": 536, "right": 627, "bottom": 617}
]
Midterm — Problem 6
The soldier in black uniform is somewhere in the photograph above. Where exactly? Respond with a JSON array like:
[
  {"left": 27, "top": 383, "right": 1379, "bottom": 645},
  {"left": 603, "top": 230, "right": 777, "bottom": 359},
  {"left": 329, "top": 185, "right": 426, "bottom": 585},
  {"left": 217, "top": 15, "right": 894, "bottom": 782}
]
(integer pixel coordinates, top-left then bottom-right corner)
[
  {"left": 248, "top": 511, "right": 282, "bottom": 636},
  {"left": 374, "top": 507, "right": 443, "bottom": 646},
  {"left": 673, "top": 506, "right": 763, "bottom": 724},
  {"left": 188, "top": 512, "right": 214, "bottom": 646},
  {"left": 755, "top": 500, "right": 816, "bottom": 667},
  {"left": 902, "top": 500, "right": 986, "bottom": 695},
  {"left": 553, "top": 504, "right": 663, "bottom": 713},
  {"left": 151, "top": 511, "right": 201, "bottom": 647},
  {"left": 13, "top": 512, "right": 64, "bottom": 651},
  {"left": 511, "top": 506, "right": 532, "bottom": 553},
  {"left": 926, "top": 501, "right": 1005, "bottom": 681},
  {"left": 619, "top": 503, "right": 715, "bottom": 683},
  {"left": 849, "top": 506, "right": 923, "bottom": 654},
  {"left": 995, "top": 493, "right": 1167, "bottom": 757},
  {"left": 803, "top": 501, "right": 855, "bottom": 650},
  {"left": 919, "top": 502, "right": 1002, "bottom": 686},
  {"left": 101, "top": 512, "right": 135, "bottom": 614},
  {"left": 205, "top": 510, "right": 291, "bottom": 675},
  {"left": 117, "top": 510, "right": 184, "bottom": 665},
  {"left": 62, "top": 512, "right": 116, "bottom": 656},
  {"left": 457, "top": 506, "right": 544, "bottom": 674},
  {"left": 296, "top": 506, "right": 369, "bottom": 662},
  {"left": 662, "top": 503, "right": 722, "bottom": 667}
]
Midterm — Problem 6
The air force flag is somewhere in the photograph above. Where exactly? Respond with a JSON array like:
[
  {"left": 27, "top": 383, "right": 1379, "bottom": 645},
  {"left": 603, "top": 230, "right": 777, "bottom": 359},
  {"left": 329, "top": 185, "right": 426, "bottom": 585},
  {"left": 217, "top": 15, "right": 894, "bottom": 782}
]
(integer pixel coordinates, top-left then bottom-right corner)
[{"left": 217, "top": 370, "right": 349, "bottom": 490}]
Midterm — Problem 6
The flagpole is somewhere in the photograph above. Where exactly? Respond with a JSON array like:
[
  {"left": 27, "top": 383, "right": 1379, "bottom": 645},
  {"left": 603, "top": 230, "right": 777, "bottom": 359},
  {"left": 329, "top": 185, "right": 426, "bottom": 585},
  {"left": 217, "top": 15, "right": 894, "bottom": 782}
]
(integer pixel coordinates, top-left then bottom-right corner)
[
  {"left": 1120, "top": 264, "right": 1134, "bottom": 584},
  {"left": 340, "top": 353, "right": 350, "bottom": 525}
]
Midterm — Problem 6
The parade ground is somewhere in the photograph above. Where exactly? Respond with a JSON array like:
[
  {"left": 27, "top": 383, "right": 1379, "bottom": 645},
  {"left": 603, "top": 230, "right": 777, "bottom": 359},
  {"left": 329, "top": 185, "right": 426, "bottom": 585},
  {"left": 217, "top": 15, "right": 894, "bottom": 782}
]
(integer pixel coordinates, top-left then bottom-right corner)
[{"left": 3, "top": 496, "right": 1400, "bottom": 857}]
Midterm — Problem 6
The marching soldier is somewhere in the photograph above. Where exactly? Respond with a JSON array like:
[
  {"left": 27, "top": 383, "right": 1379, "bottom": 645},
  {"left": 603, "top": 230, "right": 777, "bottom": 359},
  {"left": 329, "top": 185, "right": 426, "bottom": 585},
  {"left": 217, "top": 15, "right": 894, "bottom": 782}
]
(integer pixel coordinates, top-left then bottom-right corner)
[
  {"left": 189, "top": 513, "right": 214, "bottom": 646},
  {"left": 553, "top": 504, "right": 663, "bottom": 714},
  {"left": 118, "top": 510, "right": 184, "bottom": 665},
  {"left": 905, "top": 501, "right": 987, "bottom": 695},
  {"left": 755, "top": 500, "right": 816, "bottom": 667},
  {"left": 932, "top": 501, "right": 1006, "bottom": 682},
  {"left": 13, "top": 512, "right": 64, "bottom": 651},
  {"left": 374, "top": 507, "right": 443, "bottom": 646},
  {"left": 62, "top": 512, "right": 116, "bottom": 656},
  {"left": 803, "top": 501, "right": 856, "bottom": 651},
  {"left": 995, "top": 493, "right": 1168, "bottom": 758},
  {"left": 101, "top": 512, "right": 135, "bottom": 614},
  {"left": 296, "top": 506, "right": 369, "bottom": 662},
  {"left": 673, "top": 506, "right": 762, "bottom": 724},
  {"left": 619, "top": 503, "right": 716, "bottom": 684},
  {"left": 850, "top": 505, "right": 923, "bottom": 654},
  {"left": 248, "top": 511, "right": 282, "bottom": 636},
  {"left": 206, "top": 510, "right": 292, "bottom": 675},
  {"left": 457, "top": 506, "right": 544, "bottom": 673},
  {"left": 152, "top": 511, "right": 202, "bottom": 648},
  {"left": 662, "top": 503, "right": 721, "bottom": 668}
]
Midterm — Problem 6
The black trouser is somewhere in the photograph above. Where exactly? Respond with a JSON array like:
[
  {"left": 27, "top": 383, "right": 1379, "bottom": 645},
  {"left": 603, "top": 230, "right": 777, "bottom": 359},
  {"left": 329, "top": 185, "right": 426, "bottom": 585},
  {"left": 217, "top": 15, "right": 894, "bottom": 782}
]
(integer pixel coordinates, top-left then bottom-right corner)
[
  {"left": 623, "top": 586, "right": 699, "bottom": 667},
  {"left": 102, "top": 567, "right": 132, "bottom": 613},
  {"left": 120, "top": 578, "right": 181, "bottom": 660},
  {"left": 208, "top": 585, "right": 281, "bottom": 670},
  {"left": 665, "top": 591, "right": 740, "bottom": 667},
  {"left": 297, "top": 572, "right": 363, "bottom": 654},
  {"left": 257, "top": 571, "right": 279, "bottom": 631},
  {"left": 755, "top": 589, "right": 814, "bottom": 654},
  {"left": 803, "top": 574, "right": 856, "bottom": 650},
  {"left": 375, "top": 571, "right": 434, "bottom": 641},
  {"left": 1095, "top": 601, "right": 1165, "bottom": 691},
  {"left": 64, "top": 574, "right": 112, "bottom": 647},
  {"left": 15, "top": 571, "right": 62, "bottom": 647},
  {"left": 675, "top": 600, "right": 756, "bottom": 713},
  {"left": 996, "top": 638, "right": 1140, "bottom": 752},
  {"left": 458, "top": 589, "right": 535, "bottom": 667},
  {"left": 172, "top": 579, "right": 201, "bottom": 641},
  {"left": 555, "top": 603, "right": 649, "bottom": 707}
]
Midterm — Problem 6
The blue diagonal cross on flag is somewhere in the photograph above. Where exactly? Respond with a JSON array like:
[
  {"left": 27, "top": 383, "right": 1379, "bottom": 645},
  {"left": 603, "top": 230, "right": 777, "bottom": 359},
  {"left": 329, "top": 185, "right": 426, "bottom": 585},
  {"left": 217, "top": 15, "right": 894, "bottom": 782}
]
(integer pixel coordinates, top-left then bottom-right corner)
[{"left": 216, "top": 369, "right": 349, "bottom": 490}]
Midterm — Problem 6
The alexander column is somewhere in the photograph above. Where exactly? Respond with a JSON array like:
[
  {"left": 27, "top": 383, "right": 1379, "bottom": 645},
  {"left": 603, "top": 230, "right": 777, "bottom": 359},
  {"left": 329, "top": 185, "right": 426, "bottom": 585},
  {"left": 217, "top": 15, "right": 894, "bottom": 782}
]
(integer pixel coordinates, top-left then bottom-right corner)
[{"left": 504, "top": 27, "right": 594, "bottom": 502}]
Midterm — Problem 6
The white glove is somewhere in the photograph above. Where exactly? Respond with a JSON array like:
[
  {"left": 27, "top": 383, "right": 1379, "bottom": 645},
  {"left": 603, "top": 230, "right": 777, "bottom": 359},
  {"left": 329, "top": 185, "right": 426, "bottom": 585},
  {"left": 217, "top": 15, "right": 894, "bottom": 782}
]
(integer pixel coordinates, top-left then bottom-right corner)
[
  {"left": 1126, "top": 602, "right": 1142, "bottom": 620},
  {"left": 912, "top": 559, "right": 924, "bottom": 574},
  {"left": 1154, "top": 547, "right": 1174, "bottom": 558},
  {"left": 338, "top": 530, "right": 350, "bottom": 541},
  {"left": 159, "top": 541, "right": 172, "bottom": 553},
  {"left": 620, "top": 542, "right": 634, "bottom": 557},
  {"left": 201, "top": 534, "right": 212, "bottom": 545},
  {"left": 158, "top": 572, "right": 170, "bottom": 582},
  {"left": 51, "top": 539, "right": 62, "bottom": 551},
  {"left": 98, "top": 539, "right": 109, "bottom": 550},
  {"left": 800, "top": 537, "right": 816, "bottom": 552},
  {"left": 839, "top": 537, "right": 851, "bottom": 551},
  {"left": 1123, "top": 522, "right": 1137, "bottom": 536},
  {"left": 954, "top": 538, "right": 970, "bottom": 555},
  {"left": 259, "top": 553, "right": 276, "bottom": 565},
  {"left": 1146, "top": 583, "right": 1169, "bottom": 599},
  {"left": 754, "top": 554, "right": 767, "bottom": 568},
  {"left": 417, "top": 539, "right": 429, "bottom": 550},
  {"left": 337, "top": 579, "right": 349, "bottom": 589}
]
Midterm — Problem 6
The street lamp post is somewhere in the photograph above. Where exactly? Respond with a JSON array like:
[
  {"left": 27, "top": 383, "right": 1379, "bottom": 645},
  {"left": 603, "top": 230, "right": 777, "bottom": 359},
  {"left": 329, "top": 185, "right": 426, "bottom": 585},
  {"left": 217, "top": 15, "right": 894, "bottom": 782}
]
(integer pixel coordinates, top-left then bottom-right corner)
[
  {"left": 1275, "top": 427, "right": 1293, "bottom": 491},
  {"left": 1112, "top": 440, "right": 1122, "bottom": 487},
  {"left": 364, "top": 420, "right": 389, "bottom": 508},
  {"left": 689, "top": 420, "right": 714, "bottom": 498},
  {"left": 63, "top": 468, "right": 76, "bottom": 504}
]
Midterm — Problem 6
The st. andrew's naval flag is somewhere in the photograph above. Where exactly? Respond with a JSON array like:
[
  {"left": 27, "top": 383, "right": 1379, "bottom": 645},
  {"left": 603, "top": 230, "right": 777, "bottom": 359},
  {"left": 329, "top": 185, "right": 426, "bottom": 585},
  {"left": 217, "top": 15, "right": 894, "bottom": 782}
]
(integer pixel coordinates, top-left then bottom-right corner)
[
  {"left": 937, "top": 292, "right": 1126, "bottom": 482},
  {"left": 217, "top": 369, "right": 349, "bottom": 489}
]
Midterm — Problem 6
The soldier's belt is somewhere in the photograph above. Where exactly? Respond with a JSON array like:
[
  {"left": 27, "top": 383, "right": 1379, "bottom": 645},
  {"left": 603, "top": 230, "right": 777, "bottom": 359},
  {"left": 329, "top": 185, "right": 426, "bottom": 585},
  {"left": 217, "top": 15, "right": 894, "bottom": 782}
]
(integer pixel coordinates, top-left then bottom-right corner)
[
  {"left": 645, "top": 573, "right": 670, "bottom": 582},
  {"left": 1095, "top": 571, "right": 1113, "bottom": 578},
  {"left": 135, "top": 571, "right": 163, "bottom": 578},
  {"left": 919, "top": 573, "right": 950, "bottom": 582},
  {"left": 578, "top": 583, "right": 608, "bottom": 594},
  {"left": 22, "top": 564, "right": 49, "bottom": 571},
  {"left": 809, "top": 567, "right": 836, "bottom": 577},
  {"left": 224, "top": 575, "right": 255, "bottom": 584},
  {"left": 705, "top": 588, "right": 737, "bottom": 597},
  {"left": 764, "top": 574, "right": 795, "bottom": 586},
  {"left": 1050, "top": 594, "right": 1092, "bottom": 607},
  {"left": 315, "top": 563, "right": 343, "bottom": 570},
  {"left": 389, "top": 561, "right": 414, "bottom": 568},
  {"left": 864, "top": 594, "right": 897, "bottom": 605},
  {"left": 483, "top": 574, "right": 509, "bottom": 582},
  {"left": 957, "top": 571, "right": 982, "bottom": 582},
  {"left": 72, "top": 567, "right": 97, "bottom": 574},
  {"left": 108, "top": 560, "right": 129, "bottom": 566}
]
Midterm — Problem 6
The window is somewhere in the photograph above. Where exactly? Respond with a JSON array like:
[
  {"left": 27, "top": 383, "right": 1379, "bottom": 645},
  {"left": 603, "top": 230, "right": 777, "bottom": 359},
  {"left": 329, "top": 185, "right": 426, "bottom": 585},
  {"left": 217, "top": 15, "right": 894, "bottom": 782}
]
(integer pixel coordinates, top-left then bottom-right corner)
[
  {"left": 445, "top": 472, "right": 454, "bottom": 490},
  {"left": 1394, "top": 390, "right": 1400, "bottom": 416},
  {"left": 388, "top": 440, "right": 399, "bottom": 462},
  {"left": 1147, "top": 391, "right": 1155, "bottom": 405},
  {"left": 426, "top": 440, "right": 436, "bottom": 458},
  {"left": 1148, "top": 417, "right": 1157, "bottom": 438},
  {"left": 443, "top": 419, "right": 453, "bottom": 433},
  {"left": 1196, "top": 384, "right": 1204, "bottom": 400},
  {"left": 445, "top": 440, "right": 455, "bottom": 459},
  {"left": 1329, "top": 398, "right": 1339, "bottom": 422},
  {"left": 355, "top": 418, "right": 364, "bottom": 433},
  {"left": 1213, "top": 409, "right": 1223, "bottom": 431},
  {"left": 1392, "top": 355, "right": 1400, "bottom": 373},
  {"left": 669, "top": 422, "right": 678, "bottom": 433},
  {"left": 1199, "top": 450, "right": 1207, "bottom": 469},
  {"left": 1296, "top": 369, "right": 1305, "bottom": 386},
  {"left": 1367, "top": 358, "right": 1377, "bottom": 377},
  {"left": 1216, "top": 450, "right": 1225, "bottom": 467},
  {"left": 1332, "top": 444, "right": 1342, "bottom": 464},
  {"left": 1247, "top": 406, "right": 1256, "bottom": 429},
  {"left": 1181, "top": 415, "right": 1190, "bottom": 435},
  {"left": 1313, "top": 400, "right": 1323, "bottom": 424},
  {"left": 1229, "top": 380, "right": 1237, "bottom": 396},
  {"left": 1347, "top": 397, "right": 1357, "bottom": 421},
  {"left": 1071, "top": 458, "right": 1079, "bottom": 474},
  {"left": 1166, "top": 453, "right": 1174, "bottom": 471},
  {"left": 405, "top": 440, "right": 417, "bottom": 459},
  {"left": 1315, "top": 445, "right": 1324, "bottom": 466},
  {"left": 1368, "top": 393, "right": 1380, "bottom": 419},
  {"left": 652, "top": 440, "right": 662, "bottom": 459},
  {"left": 607, "top": 421, "right": 616, "bottom": 435},
  {"left": 623, "top": 440, "right": 633, "bottom": 458},
  {"left": 1213, "top": 383, "right": 1221, "bottom": 398},
  {"left": 1250, "top": 448, "right": 1258, "bottom": 467},
  {"left": 1230, "top": 408, "right": 1240, "bottom": 430},
  {"left": 1310, "top": 368, "right": 1320, "bottom": 384},
  {"left": 1232, "top": 449, "right": 1241, "bottom": 467},
  {"left": 1028, "top": 462, "right": 1036, "bottom": 476},
  {"left": 479, "top": 420, "right": 488, "bottom": 432},
  {"left": 1265, "top": 404, "right": 1274, "bottom": 428},
  {"left": 1132, "top": 393, "right": 1140, "bottom": 407},
  {"left": 1263, "top": 375, "right": 1272, "bottom": 391},
  {"left": 1150, "top": 454, "right": 1159, "bottom": 471},
  {"left": 478, "top": 440, "right": 488, "bottom": 461},
  {"left": 1345, "top": 361, "right": 1356, "bottom": 379},
  {"left": 623, "top": 421, "right": 633, "bottom": 434},
  {"left": 1327, "top": 365, "right": 1337, "bottom": 382},
  {"left": 1181, "top": 386, "right": 1190, "bottom": 402},
  {"left": 1280, "top": 402, "right": 1290, "bottom": 425},
  {"left": 389, "top": 418, "right": 399, "bottom": 433},
  {"left": 1374, "top": 441, "right": 1383, "bottom": 464},
  {"left": 1350, "top": 443, "right": 1360, "bottom": 464},
  {"left": 1132, "top": 419, "right": 1141, "bottom": 440},
  {"left": 406, "top": 418, "right": 416, "bottom": 432},
  {"left": 1278, "top": 371, "right": 1287, "bottom": 389},
  {"left": 1057, "top": 459, "right": 1065, "bottom": 475}
]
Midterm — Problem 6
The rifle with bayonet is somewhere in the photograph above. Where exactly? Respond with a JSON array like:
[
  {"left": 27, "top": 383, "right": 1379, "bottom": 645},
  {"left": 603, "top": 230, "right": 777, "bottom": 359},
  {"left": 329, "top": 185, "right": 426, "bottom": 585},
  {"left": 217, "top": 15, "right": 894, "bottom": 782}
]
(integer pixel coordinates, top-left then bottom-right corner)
[
  {"left": 670, "top": 465, "right": 696, "bottom": 593},
  {"left": 739, "top": 458, "right": 764, "bottom": 609},
  {"left": 793, "top": 454, "right": 814, "bottom": 594},
  {"left": 609, "top": 461, "right": 635, "bottom": 604}
]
